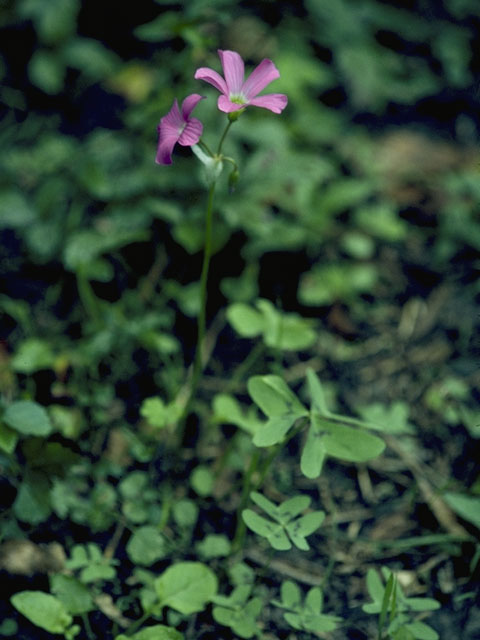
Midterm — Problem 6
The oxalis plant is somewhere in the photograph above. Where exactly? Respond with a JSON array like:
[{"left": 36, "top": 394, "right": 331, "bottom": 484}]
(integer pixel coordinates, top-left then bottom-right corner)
[{"left": 8, "top": 50, "right": 441, "bottom": 640}]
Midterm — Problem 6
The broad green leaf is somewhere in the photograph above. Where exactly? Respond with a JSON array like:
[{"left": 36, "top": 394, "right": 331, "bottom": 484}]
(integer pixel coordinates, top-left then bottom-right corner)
[
  {"left": 3, "top": 400, "right": 53, "bottom": 437},
  {"left": 50, "top": 574, "right": 93, "bottom": 615},
  {"left": 154, "top": 562, "right": 217, "bottom": 615},
  {"left": 248, "top": 375, "right": 308, "bottom": 419},
  {"left": 115, "top": 624, "right": 183, "bottom": 640},
  {"left": 226, "top": 303, "right": 264, "bottom": 338},
  {"left": 11, "top": 591, "right": 72, "bottom": 634},
  {"left": 253, "top": 413, "right": 298, "bottom": 447},
  {"left": 127, "top": 526, "right": 167, "bottom": 565},
  {"left": 443, "top": 492, "right": 480, "bottom": 529}
]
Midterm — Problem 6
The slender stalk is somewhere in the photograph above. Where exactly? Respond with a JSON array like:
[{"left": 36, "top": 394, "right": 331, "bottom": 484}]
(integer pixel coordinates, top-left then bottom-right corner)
[
  {"left": 217, "top": 120, "right": 233, "bottom": 154},
  {"left": 179, "top": 181, "right": 216, "bottom": 432}
]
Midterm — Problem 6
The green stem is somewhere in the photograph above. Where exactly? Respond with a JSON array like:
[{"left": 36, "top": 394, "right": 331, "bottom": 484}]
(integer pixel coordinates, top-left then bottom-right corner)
[
  {"left": 76, "top": 269, "right": 102, "bottom": 326},
  {"left": 179, "top": 181, "right": 216, "bottom": 432},
  {"left": 125, "top": 611, "right": 153, "bottom": 637},
  {"left": 217, "top": 120, "right": 233, "bottom": 155}
]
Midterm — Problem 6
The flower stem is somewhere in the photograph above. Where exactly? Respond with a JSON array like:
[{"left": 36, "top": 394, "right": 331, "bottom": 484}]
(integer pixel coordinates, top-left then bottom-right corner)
[
  {"left": 217, "top": 120, "right": 234, "bottom": 155},
  {"left": 179, "top": 181, "right": 216, "bottom": 433}
]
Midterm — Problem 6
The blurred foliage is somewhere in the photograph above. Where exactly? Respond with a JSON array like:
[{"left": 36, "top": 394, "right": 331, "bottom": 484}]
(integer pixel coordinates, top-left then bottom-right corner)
[{"left": 0, "top": 0, "right": 479, "bottom": 638}]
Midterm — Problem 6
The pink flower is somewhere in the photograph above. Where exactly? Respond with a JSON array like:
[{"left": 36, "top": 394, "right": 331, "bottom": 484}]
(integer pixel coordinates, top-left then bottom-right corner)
[
  {"left": 156, "top": 93, "right": 205, "bottom": 165},
  {"left": 194, "top": 50, "right": 287, "bottom": 114}
]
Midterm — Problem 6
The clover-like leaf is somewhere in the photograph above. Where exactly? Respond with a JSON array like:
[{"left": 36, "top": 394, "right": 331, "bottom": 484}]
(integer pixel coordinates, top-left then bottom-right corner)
[{"left": 248, "top": 375, "right": 308, "bottom": 419}]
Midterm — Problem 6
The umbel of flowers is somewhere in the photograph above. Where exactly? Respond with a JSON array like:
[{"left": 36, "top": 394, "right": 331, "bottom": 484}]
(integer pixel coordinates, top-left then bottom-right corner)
[{"left": 156, "top": 49, "right": 288, "bottom": 166}]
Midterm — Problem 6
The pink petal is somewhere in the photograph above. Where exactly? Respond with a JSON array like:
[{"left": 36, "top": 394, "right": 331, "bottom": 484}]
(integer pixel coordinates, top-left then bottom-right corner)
[
  {"left": 156, "top": 130, "right": 179, "bottom": 165},
  {"left": 242, "top": 58, "right": 280, "bottom": 99},
  {"left": 248, "top": 93, "right": 288, "bottom": 114},
  {"left": 160, "top": 99, "right": 183, "bottom": 130},
  {"left": 178, "top": 117, "right": 203, "bottom": 146},
  {"left": 218, "top": 50, "right": 244, "bottom": 94},
  {"left": 217, "top": 95, "right": 245, "bottom": 113},
  {"left": 194, "top": 67, "right": 227, "bottom": 94},
  {"left": 181, "top": 93, "right": 205, "bottom": 119}
]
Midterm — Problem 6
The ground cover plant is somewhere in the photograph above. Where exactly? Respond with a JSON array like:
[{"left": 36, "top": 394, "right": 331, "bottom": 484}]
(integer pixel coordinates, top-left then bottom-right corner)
[{"left": 1, "top": 0, "right": 480, "bottom": 639}]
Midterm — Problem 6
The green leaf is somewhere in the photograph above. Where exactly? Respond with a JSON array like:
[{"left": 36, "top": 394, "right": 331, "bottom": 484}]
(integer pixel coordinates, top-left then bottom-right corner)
[
  {"left": 404, "top": 621, "right": 439, "bottom": 640},
  {"left": 250, "top": 491, "right": 281, "bottom": 520},
  {"left": 300, "top": 417, "right": 328, "bottom": 479},
  {"left": 256, "top": 299, "right": 317, "bottom": 351},
  {"left": 248, "top": 375, "right": 308, "bottom": 419},
  {"left": 280, "top": 580, "right": 302, "bottom": 609},
  {"left": 0, "top": 423, "right": 18, "bottom": 454},
  {"left": 127, "top": 526, "right": 167, "bottom": 565},
  {"left": 306, "top": 368, "right": 331, "bottom": 415},
  {"left": 50, "top": 574, "right": 93, "bottom": 615},
  {"left": 115, "top": 624, "right": 183, "bottom": 640},
  {"left": 190, "top": 466, "right": 214, "bottom": 497},
  {"left": 242, "top": 509, "right": 291, "bottom": 550},
  {"left": 226, "top": 303, "right": 264, "bottom": 338},
  {"left": 29, "top": 50, "right": 65, "bottom": 94},
  {"left": 253, "top": 413, "right": 298, "bottom": 447},
  {"left": 11, "top": 338, "right": 55, "bottom": 374},
  {"left": 443, "top": 492, "right": 480, "bottom": 529},
  {"left": 13, "top": 474, "right": 51, "bottom": 524},
  {"left": 277, "top": 495, "right": 312, "bottom": 521},
  {"left": 154, "top": 562, "right": 217, "bottom": 615},
  {"left": 3, "top": 401, "right": 53, "bottom": 437},
  {"left": 286, "top": 512, "right": 325, "bottom": 551},
  {"left": 213, "top": 394, "right": 261, "bottom": 436},
  {"left": 357, "top": 402, "right": 415, "bottom": 435},
  {"left": 310, "top": 414, "right": 385, "bottom": 462},
  {"left": 11, "top": 591, "right": 72, "bottom": 634},
  {"left": 196, "top": 534, "right": 231, "bottom": 559}
]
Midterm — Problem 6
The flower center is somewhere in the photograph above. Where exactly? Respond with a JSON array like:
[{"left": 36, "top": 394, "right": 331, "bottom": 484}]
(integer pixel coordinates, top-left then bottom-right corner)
[{"left": 229, "top": 93, "right": 247, "bottom": 105}]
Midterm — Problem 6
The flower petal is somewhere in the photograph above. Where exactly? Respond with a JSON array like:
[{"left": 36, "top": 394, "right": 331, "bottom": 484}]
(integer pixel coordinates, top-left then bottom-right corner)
[
  {"left": 194, "top": 67, "right": 227, "bottom": 94},
  {"left": 242, "top": 58, "right": 280, "bottom": 99},
  {"left": 178, "top": 117, "right": 203, "bottom": 146},
  {"left": 217, "top": 95, "right": 245, "bottom": 113},
  {"left": 181, "top": 93, "right": 205, "bottom": 119},
  {"left": 156, "top": 130, "right": 179, "bottom": 165},
  {"left": 160, "top": 98, "right": 184, "bottom": 130},
  {"left": 218, "top": 49, "right": 244, "bottom": 94},
  {"left": 247, "top": 93, "right": 288, "bottom": 114}
]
